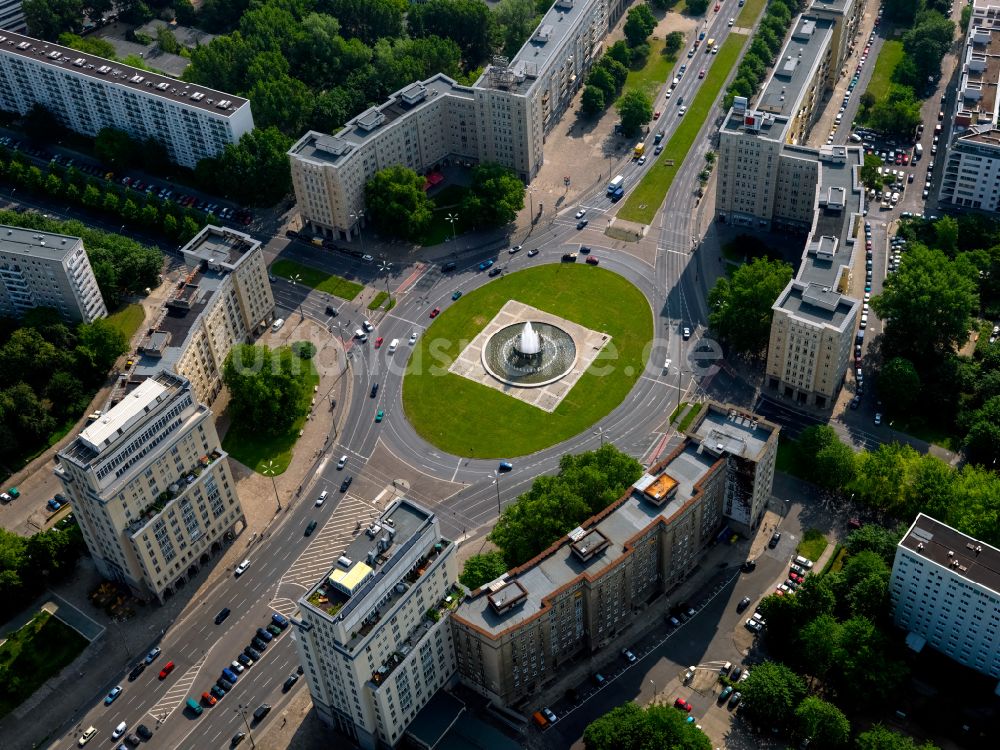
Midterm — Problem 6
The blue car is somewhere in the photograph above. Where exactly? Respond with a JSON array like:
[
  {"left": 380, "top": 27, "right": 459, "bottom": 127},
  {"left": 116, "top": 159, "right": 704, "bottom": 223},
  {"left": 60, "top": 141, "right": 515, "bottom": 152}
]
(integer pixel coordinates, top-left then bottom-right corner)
[
  {"left": 105, "top": 685, "right": 122, "bottom": 705},
  {"left": 478, "top": 259, "right": 494, "bottom": 271},
  {"left": 47, "top": 498, "right": 62, "bottom": 512}
]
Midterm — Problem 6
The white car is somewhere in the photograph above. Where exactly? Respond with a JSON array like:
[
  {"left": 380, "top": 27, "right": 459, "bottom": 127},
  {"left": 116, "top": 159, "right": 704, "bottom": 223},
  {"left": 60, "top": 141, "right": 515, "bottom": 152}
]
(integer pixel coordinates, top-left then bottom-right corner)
[
  {"left": 231, "top": 660, "right": 245, "bottom": 674},
  {"left": 235, "top": 559, "right": 251, "bottom": 577},
  {"left": 874, "top": 412, "right": 882, "bottom": 426},
  {"left": 362, "top": 319, "right": 374, "bottom": 331},
  {"left": 575, "top": 208, "right": 587, "bottom": 219},
  {"left": 638, "top": 155, "right": 647, "bottom": 165},
  {"left": 508, "top": 245, "right": 521, "bottom": 254},
  {"left": 728, "top": 17, "right": 734, "bottom": 26},
  {"left": 112, "top": 722, "right": 127, "bottom": 740},
  {"left": 746, "top": 618, "right": 762, "bottom": 632},
  {"left": 337, "top": 455, "right": 347, "bottom": 470},
  {"left": 408, "top": 332, "right": 418, "bottom": 345},
  {"left": 78, "top": 727, "right": 97, "bottom": 746},
  {"left": 678, "top": 106, "right": 687, "bottom": 116},
  {"left": 315, "top": 490, "right": 328, "bottom": 507}
]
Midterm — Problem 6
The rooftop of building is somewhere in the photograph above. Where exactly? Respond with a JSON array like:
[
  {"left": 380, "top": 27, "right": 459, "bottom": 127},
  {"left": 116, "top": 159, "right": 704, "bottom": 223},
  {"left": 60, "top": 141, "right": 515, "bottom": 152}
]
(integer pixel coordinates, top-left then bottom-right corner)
[
  {"left": 0, "top": 29, "right": 248, "bottom": 117},
  {"left": 898, "top": 513, "right": 1000, "bottom": 597},
  {"left": 0, "top": 224, "right": 82, "bottom": 261},
  {"left": 301, "top": 498, "right": 447, "bottom": 633},
  {"left": 453, "top": 444, "right": 722, "bottom": 636},
  {"left": 475, "top": 0, "right": 590, "bottom": 96},
  {"left": 807, "top": 0, "right": 856, "bottom": 16},
  {"left": 406, "top": 691, "right": 519, "bottom": 750},
  {"left": 954, "top": 1, "right": 1000, "bottom": 136},
  {"left": 63, "top": 370, "right": 189, "bottom": 461},
  {"left": 289, "top": 74, "right": 474, "bottom": 167},
  {"left": 756, "top": 15, "right": 835, "bottom": 128},
  {"left": 775, "top": 279, "right": 857, "bottom": 329},
  {"left": 688, "top": 402, "right": 778, "bottom": 460},
  {"left": 956, "top": 124, "right": 1000, "bottom": 150},
  {"left": 181, "top": 225, "right": 259, "bottom": 270}
]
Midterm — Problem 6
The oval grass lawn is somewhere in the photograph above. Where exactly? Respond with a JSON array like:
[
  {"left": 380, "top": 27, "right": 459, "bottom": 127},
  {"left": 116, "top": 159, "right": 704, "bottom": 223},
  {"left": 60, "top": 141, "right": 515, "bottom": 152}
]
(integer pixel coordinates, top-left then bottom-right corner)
[{"left": 402, "top": 263, "right": 653, "bottom": 457}]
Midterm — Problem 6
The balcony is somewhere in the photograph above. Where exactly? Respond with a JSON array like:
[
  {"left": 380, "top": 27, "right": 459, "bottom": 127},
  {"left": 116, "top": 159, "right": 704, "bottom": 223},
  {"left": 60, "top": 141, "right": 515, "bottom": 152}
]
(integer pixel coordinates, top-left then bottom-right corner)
[{"left": 124, "top": 449, "right": 223, "bottom": 536}]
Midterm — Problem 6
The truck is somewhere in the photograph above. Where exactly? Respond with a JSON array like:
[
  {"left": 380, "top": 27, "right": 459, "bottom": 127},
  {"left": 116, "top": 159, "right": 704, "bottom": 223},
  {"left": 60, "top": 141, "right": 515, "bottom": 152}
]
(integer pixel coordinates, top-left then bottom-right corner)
[
  {"left": 706, "top": 38, "right": 715, "bottom": 51},
  {"left": 633, "top": 142, "right": 645, "bottom": 157},
  {"left": 610, "top": 186, "right": 625, "bottom": 202},
  {"left": 607, "top": 174, "right": 625, "bottom": 194},
  {"left": 914, "top": 143, "right": 923, "bottom": 157}
]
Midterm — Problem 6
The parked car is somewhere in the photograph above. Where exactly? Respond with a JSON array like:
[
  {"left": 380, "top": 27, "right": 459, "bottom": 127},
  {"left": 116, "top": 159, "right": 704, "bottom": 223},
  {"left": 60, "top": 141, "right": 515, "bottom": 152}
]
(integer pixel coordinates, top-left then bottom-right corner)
[
  {"left": 736, "top": 596, "right": 752, "bottom": 612},
  {"left": 674, "top": 697, "right": 692, "bottom": 712},
  {"left": 145, "top": 647, "right": 161, "bottom": 664},
  {"left": 769, "top": 531, "right": 781, "bottom": 548},
  {"left": 622, "top": 648, "right": 637, "bottom": 663},
  {"left": 105, "top": 686, "right": 123, "bottom": 705}
]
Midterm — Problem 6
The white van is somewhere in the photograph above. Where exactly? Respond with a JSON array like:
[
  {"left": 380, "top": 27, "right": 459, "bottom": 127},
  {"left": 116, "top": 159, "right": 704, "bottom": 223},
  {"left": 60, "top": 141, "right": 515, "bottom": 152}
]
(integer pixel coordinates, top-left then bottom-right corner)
[
  {"left": 354, "top": 329, "right": 368, "bottom": 342},
  {"left": 388, "top": 338, "right": 399, "bottom": 354},
  {"left": 271, "top": 318, "right": 285, "bottom": 332}
]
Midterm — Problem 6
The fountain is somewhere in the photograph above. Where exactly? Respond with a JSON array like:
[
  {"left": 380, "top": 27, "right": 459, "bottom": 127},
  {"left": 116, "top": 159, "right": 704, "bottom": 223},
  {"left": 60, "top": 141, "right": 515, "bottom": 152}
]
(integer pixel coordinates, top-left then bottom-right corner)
[{"left": 481, "top": 320, "right": 577, "bottom": 387}]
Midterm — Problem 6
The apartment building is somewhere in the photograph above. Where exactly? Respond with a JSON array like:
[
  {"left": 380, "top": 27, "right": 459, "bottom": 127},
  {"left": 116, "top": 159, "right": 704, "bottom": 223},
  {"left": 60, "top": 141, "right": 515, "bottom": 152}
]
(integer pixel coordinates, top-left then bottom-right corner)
[
  {"left": 0, "top": 0, "right": 26, "bottom": 33},
  {"left": 0, "top": 29, "right": 253, "bottom": 168},
  {"left": 293, "top": 499, "right": 459, "bottom": 750},
  {"left": 55, "top": 370, "right": 245, "bottom": 602},
  {"left": 939, "top": 0, "right": 1000, "bottom": 210},
  {"left": 0, "top": 224, "right": 107, "bottom": 322},
  {"left": 290, "top": 0, "right": 623, "bottom": 241},
  {"left": 890, "top": 513, "right": 1000, "bottom": 681},
  {"left": 716, "top": 6, "right": 864, "bottom": 408},
  {"left": 132, "top": 225, "right": 275, "bottom": 405},
  {"left": 450, "top": 403, "right": 777, "bottom": 708}
]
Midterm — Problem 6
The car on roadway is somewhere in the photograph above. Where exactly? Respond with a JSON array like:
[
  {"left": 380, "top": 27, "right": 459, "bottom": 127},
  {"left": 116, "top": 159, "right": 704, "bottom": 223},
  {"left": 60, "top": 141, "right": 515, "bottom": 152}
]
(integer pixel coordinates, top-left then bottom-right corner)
[
  {"left": 637, "top": 155, "right": 646, "bottom": 165},
  {"left": 542, "top": 707, "right": 558, "bottom": 724},
  {"left": 699, "top": 69, "right": 706, "bottom": 78},
  {"left": 145, "top": 647, "right": 161, "bottom": 664},
  {"left": 370, "top": 383, "right": 379, "bottom": 398},
  {"left": 654, "top": 144, "right": 663, "bottom": 154},
  {"left": 769, "top": 531, "right": 781, "bottom": 548},
  {"left": 674, "top": 697, "right": 693, "bottom": 711},
  {"left": 409, "top": 332, "right": 418, "bottom": 345},
  {"left": 128, "top": 662, "right": 145, "bottom": 681},
  {"left": 682, "top": 326, "right": 691, "bottom": 340},
  {"left": 576, "top": 219, "right": 588, "bottom": 229},
  {"left": 678, "top": 106, "right": 687, "bottom": 116},
  {"left": 337, "top": 455, "right": 347, "bottom": 470},
  {"left": 737, "top": 596, "right": 752, "bottom": 613},
  {"left": 215, "top": 608, "right": 231, "bottom": 625},
  {"left": 527, "top": 248, "right": 539, "bottom": 257},
  {"left": 374, "top": 336, "right": 384, "bottom": 348},
  {"left": 78, "top": 727, "right": 97, "bottom": 746},
  {"left": 728, "top": 17, "right": 734, "bottom": 25},
  {"left": 232, "top": 732, "right": 247, "bottom": 746},
  {"left": 375, "top": 409, "right": 384, "bottom": 423},
  {"left": 244, "top": 645, "right": 262, "bottom": 660},
  {"left": 238, "top": 653, "right": 254, "bottom": 668},
  {"left": 339, "top": 476, "right": 353, "bottom": 492},
  {"left": 498, "top": 461, "right": 513, "bottom": 472},
  {"left": 158, "top": 661, "right": 176, "bottom": 679},
  {"left": 362, "top": 320, "right": 374, "bottom": 331},
  {"left": 304, "top": 520, "right": 317, "bottom": 537},
  {"left": 575, "top": 208, "right": 587, "bottom": 219},
  {"left": 202, "top": 690, "right": 217, "bottom": 707},
  {"left": 478, "top": 259, "right": 494, "bottom": 271},
  {"left": 508, "top": 245, "right": 522, "bottom": 254},
  {"left": 105, "top": 686, "right": 123, "bottom": 705},
  {"left": 622, "top": 648, "right": 637, "bottom": 663},
  {"left": 653, "top": 110, "right": 661, "bottom": 119},
  {"left": 874, "top": 412, "right": 882, "bottom": 425},
  {"left": 429, "top": 307, "right": 441, "bottom": 318},
  {"left": 488, "top": 266, "right": 502, "bottom": 277},
  {"left": 283, "top": 673, "right": 299, "bottom": 692},
  {"left": 741, "top": 559, "right": 757, "bottom": 572},
  {"left": 112, "top": 721, "right": 128, "bottom": 740}
]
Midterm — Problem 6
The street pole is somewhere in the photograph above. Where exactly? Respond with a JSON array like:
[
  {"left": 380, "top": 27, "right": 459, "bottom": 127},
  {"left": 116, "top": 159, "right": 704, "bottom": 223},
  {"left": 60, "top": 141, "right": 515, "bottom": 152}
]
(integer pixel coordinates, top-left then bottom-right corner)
[
  {"left": 262, "top": 459, "right": 282, "bottom": 511},
  {"left": 593, "top": 427, "right": 608, "bottom": 447},
  {"left": 446, "top": 212, "right": 459, "bottom": 241},
  {"left": 378, "top": 260, "right": 392, "bottom": 303},
  {"left": 236, "top": 705, "right": 257, "bottom": 749},
  {"left": 351, "top": 210, "right": 366, "bottom": 256},
  {"left": 491, "top": 471, "right": 502, "bottom": 516},
  {"left": 289, "top": 273, "right": 303, "bottom": 321},
  {"left": 649, "top": 679, "right": 656, "bottom": 704}
]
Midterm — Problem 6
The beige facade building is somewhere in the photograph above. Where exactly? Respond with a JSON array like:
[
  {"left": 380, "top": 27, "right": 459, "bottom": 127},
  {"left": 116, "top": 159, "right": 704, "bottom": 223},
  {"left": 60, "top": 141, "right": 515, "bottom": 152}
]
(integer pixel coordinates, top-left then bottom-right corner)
[
  {"left": 132, "top": 225, "right": 274, "bottom": 405},
  {"left": 0, "top": 224, "right": 107, "bottom": 323},
  {"left": 716, "top": 3, "right": 865, "bottom": 408},
  {"left": 450, "top": 403, "right": 777, "bottom": 708},
  {"left": 55, "top": 370, "right": 245, "bottom": 601},
  {"left": 290, "top": 0, "right": 624, "bottom": 241},
  {"left": 293, "top": 499, "right": 460, "bottom": 750}
]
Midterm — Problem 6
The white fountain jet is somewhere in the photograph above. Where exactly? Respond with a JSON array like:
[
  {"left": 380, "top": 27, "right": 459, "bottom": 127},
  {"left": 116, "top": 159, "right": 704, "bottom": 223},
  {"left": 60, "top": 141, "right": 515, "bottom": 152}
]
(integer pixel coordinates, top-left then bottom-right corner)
[{"left": 518, "top": 321, "right": 541, "bottom": 356}]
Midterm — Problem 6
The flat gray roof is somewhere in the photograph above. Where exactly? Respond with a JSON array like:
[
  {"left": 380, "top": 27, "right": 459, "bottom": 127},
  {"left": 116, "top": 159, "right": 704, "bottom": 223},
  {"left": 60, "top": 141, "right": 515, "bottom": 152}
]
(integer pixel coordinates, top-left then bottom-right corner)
[
  {"left": 0, "top": 29, "right": 248, "bottom": 117},
  {"left": 453, "top": 446, "right": 720, "bottom": 635},
  {"left": 690, "top": 405, "right": 776, "bottom": 460},
  {"left": 775, "top": 280, "right": 856, "bottom": 328},
  {"left": 899, "top": 513, "right": 1000, "bottom": 596},
  {"left": 477, "top": 0, "right": 591, "bottom": 96},
  {"left": 182, "top": 225, "right": 258, "bottom": 269},
  {"left": 808, "top": 0, "right": 855, "bottom": 15},
  {"left": 0, "top": 224, "right": 82, "bottom": 261},
  {"left": 290, "top": 74, "right": 474, "bottom": 167}
]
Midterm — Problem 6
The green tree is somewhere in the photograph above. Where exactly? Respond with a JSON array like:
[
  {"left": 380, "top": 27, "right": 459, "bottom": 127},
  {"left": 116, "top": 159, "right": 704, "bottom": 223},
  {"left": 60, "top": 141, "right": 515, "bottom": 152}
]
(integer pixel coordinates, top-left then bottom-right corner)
[
  {"left": 580, "top": 85, "right": 606, "bottom": 115},
  {"left": 877, "top": 357, "right": 921, "bottom": 415},
  {"left": 815, "top": 441, "right": 857, "bottom": 491},
  {"left": 872, "top": 244, "right": 978, "bottom": 364},
  {"left": 58, "top": 32, "right": 117, "bottom": 58},
  {"left": 798, "top": 424, "right": 839, "bottom": 464},
  {"left": 794, "top": 696, "right": 850, "bottom": 750},
  {"left": 212, "top": 127, "right": 293, "bottom": 206},
  {"left": 77, "top": 318, "right": 129, "bottom": 374},
  {"left": 664, "top": 31, "right": 685, "bottom": 58},
  {"left": 867, "top": 85, "right": 923, "bottom": 138},
  {"left": 623, "top": 3, "right": 657, "bottom": 48},
  {"left": 616, "top": 89, "right": 653, "bottom": 138},
  {"left": 845, "top": 523, "right": 906, "bottom": 565},
  {"left": 44, "top": 371, "right": 86, "bottom": 420},
  {"left": 583, "top": 702, "right": 712, "bottom": 750},
  {"left": 686, "top": 0, "right": 709, "bottom": 14},
  {"left": 587, "top": 66, "right": 618, "bottom": 101},
  {"left": 492, "top": 0, "right": 538, "bottom": 58},
  {"left": 606, "top": 40, "right": 631, "bottom": 68},
  {"left": 861, "top": 153, "right": 884, "bottom": 190},
  {"left": 408, "top": 0, "right": 493, "bottom": 67},
  {"left": 23, "top": 0, "right": 83, "bottom": 39},
  {"left": 459, "top": 551, "right": 508, "bottom": 590},
  {"left": 156, "top": 26, "right": 181, "bottom": 55},
  {"left": 857, "top": 725, "right": 940, "bottom": 750},
  {"left": 739, "top": 661, "right": 807, "bottom": 729},
  {"left": 964, "top": 395, "right": 1000, "bottom": 466},
  {"left": 248, "top": 73, "right": 314, "bottom": 134},
  {"left": 460, "top": 163, "right": 525, "bottom": 228},
  {"left": 708, "top": 257, "right": 793, "bottom": 355},
  {"left": 364, "top": 165, "right": 434, "bottom": 240},
  {"left": 797, "top": 614, "right": 841, "bottom": 680},
  {"left": 223, "top": 344, "right": 309, "bottom": 436},
  {"left": 597, "top": 56, "right": 629, "bottom": 91},
  {"left": 932, "top": 215, "right": 959, "bottom": 255}
]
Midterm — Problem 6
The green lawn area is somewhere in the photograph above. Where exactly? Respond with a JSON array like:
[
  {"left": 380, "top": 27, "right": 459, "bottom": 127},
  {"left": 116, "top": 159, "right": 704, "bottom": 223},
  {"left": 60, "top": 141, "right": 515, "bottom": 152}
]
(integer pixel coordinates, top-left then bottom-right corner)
[
  {"left": 270, "top": 259, "right": 363, "bottom": 301},
  {"left": 0, "top": 611, "right": 87, "bottom": 720},
  {"left": 402, "top": 265, "right": 653, "bottom": 457},
  {"left": 419, "top": 185, "right": 469, "bottom": 247},
  {"left": 775, "top": 435, "right": 806, "bottom": 478},
  {"left": 797, "top": 528, "right": 829, "bottom": 562},
  {"left": 669, "top": 400, "right": 689, "bottom": 423},
  {"left": 105, "top": 303, "right": 145, "bottom": 341},
  {"left": 677, "top": 403, "right": 702, "bottom": 433},
  {"left": 618, "top": 33, "right": 746, "bottom": 224},
  {"left": 736, "top": 0, "right": 766, "bottom": 26},
  {"left": 367, "top": 291, "right": 390, "bottom": 310},
  {"left": 620, "top": 38, "right": 677, "bottom": 104},
  {"left": 823, "top": 544, "right": 849, "bottom": 575},
  {"left": 864, "top": 39, "right": 904, "bottom": 104},
  {"left": 221, "top": 348, "right": 319, "bottom": 474},
  {"left": 889, "top": 416, "right": 958, "bottom": 452}
]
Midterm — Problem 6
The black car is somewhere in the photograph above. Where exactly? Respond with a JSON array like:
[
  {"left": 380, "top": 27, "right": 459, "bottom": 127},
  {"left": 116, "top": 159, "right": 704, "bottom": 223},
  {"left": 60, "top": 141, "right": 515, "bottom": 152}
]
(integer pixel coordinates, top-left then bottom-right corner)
[
  {"left": 340, "top": 476, "right": 353, "bottom": 492},
  {"left": 768, "top": 531, "right": 781, "bottom": 548},
  {"left": 232, "top": 731, "right": 246, "bottom": 746},
  {"left": 237, "top": 653, "right": 253, "bottom": 668},
  {"left": 245, "top": 645, "right": 262, "bottom": 660},
  {"left": 256, "top": 627, "right": 274, "bottom": 643},
  {"left": 576, "top": 219, "right": 588, "bottom": 229},
  {"left": 128, "top": 662, "right": 146, "bottom": 681},
  {"left": 487, "top": 266, "right": 502, "bottom": 277},
  {"left": 370, "top": 383, "right": 379, "bottom": 398},
  {"left": 325, "top": 305, "right": 337, "bottom": 317},
  {"left": 215, "top": 607, "right": 231, "bottom": 625},
  {"left": 251, "top": 636, "right": 268, "bottom": 651},
  {"left": 253, "top": 704, "right": 272, "bottom": 722},
  {"left": 580, "top": 246, "right": 591, "bottom": 254},
  {"left": 284, "top": 230, "right": 298, "bottom": 238},
  {"left": 304, "top": 520, "right": 318, "bottom": 537},
  {"left": 561, "top": 253, "right": 578, "bottom": 262},
  {"left": 442, "top": 261, "right": 457, "bottom": 272},
  {"left": 137, "top": 725, "right": 153, "bottom": 740},
  {"left": 736, "top": 596, "right": 752, "bottom": 613},
  {"left": 282, "top": 673, "right": 299, "bottom": 692},
  {"left": 217, "top": 677, "right": 234, "bottom": 691},
  {"left": 740, "top": 559, "right": 757, "bottom": 573}
]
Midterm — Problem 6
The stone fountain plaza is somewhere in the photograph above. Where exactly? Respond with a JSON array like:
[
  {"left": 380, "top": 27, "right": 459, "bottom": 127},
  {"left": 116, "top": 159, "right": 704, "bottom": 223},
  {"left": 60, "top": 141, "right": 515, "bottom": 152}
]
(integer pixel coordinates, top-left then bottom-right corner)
[{"left": 448, "top": 300, "right": 612, "bottom": 412}]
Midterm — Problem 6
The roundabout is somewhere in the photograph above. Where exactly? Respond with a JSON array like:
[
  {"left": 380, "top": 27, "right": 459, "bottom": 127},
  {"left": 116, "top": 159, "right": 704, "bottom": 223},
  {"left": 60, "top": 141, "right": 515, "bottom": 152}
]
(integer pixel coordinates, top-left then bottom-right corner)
[{"left": 401, "top": 263, "right": 654, "bottom": 458}]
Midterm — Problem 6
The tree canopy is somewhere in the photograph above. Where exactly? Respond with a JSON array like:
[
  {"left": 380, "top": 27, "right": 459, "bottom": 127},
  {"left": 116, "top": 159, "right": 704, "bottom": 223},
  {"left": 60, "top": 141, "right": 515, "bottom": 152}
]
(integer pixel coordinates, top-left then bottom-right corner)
[
  {"left": 623, "top": 4, "right": 657, "bottom": 48},
  {"left": 364, "top": 165, "right": 435, "bottom": 240},
  {"left": 617, "top": 89, "right": 653, "bottom": 138},
  {"left": 222, "top": 344, "right": 311, "bottom": 437},
  {"left": 460, "top": 163, "right": 526, "bottom": 228},
  {"left": 708, "top": 256, "right": 793, "bottom": 355},
  {"left": 583, "top": 702, "right": 711, "bottom": 750},
  {"left": 458, "top": 550, "right": 508, "bottom": 590},
  {"left": 739, "top": 661, "right": 807, "bottom": 728}
]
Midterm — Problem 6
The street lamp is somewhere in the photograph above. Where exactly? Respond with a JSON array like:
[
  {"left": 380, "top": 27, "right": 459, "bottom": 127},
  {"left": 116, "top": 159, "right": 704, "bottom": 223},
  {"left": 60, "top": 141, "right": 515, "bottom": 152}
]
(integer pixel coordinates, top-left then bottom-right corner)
[
  {"left": 490, "top": 470, "right": 503, "bottom": 516},
  {"left": 378, "top": 260, "right": 392, "bottom": 303},
  {"left": 350, "top": 210, "right": 366, "bottom": 257},
  {"left": 649, "top": 679, "right": 657, "bottom": 704},
  {"left": 446, "top": 212, "right": 459, "bottom": 241},
  {"left": 261, "top": 459, "right": 282, "bottom": 511},
  {"left": 593, "top": 426, "right": 609, "bottom": 447},
  {"left": 288, "top": 272, "right": 304, "bottom": 320},
  {"left": 235, "top": 704, "right": 257, "bottom": 749}
]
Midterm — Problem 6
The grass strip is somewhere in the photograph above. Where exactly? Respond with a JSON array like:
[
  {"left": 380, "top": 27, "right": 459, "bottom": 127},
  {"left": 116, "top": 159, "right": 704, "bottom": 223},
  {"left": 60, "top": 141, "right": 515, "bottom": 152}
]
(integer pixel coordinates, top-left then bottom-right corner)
[{"left": 270, "top": 259, "right": 363, "bottom": 301}]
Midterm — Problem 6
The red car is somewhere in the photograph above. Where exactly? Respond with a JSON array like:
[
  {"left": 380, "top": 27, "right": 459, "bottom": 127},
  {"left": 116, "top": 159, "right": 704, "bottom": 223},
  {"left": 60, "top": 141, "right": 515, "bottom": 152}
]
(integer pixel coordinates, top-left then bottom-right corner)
[
  {"left": 429, "top": 307, "right": 441, "bottom": 318},
  {"left": 653, "top": 111, "right": 661, "bottom": 120},
  {"left": 374, "top": 336, "right": 384, "bottom": 348},
  {"left": 585, "top": 256, "right": 599, "bottom": 265},
  {"left": 714, "top": 2, "right": 720, "bottom": 9},
  {"left": 902, "top": 153, "right": 910, "bottom": 165},
  {"left": 158, "top": 661, "right": 175, "bottom": 680},
  {"left": 790, "top": 572, "right": 804, "bottom": 584},
  {"left": 674, "top": 697, "right": 693, "bottom": 712},
  {"left": 699, "top": 69, "right": 706, "bottom": 79}
]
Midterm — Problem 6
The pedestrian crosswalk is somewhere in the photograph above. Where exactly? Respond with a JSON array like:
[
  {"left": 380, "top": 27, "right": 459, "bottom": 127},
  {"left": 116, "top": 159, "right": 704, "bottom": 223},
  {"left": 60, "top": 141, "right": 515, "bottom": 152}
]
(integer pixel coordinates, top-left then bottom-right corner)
[
  {"left": 268, "top": 493, "right": 381, "bottom": 617},
  {"left": 147, "top": 653, "right": 206, "bottom": 723}
]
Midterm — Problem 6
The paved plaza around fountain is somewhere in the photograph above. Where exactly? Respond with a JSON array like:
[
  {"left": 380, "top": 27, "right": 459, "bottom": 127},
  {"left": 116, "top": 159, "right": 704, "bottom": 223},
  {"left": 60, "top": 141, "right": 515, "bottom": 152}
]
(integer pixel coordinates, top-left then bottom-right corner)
[{"left": 448, "top": 300, "right": 612, "bottom": 412}]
